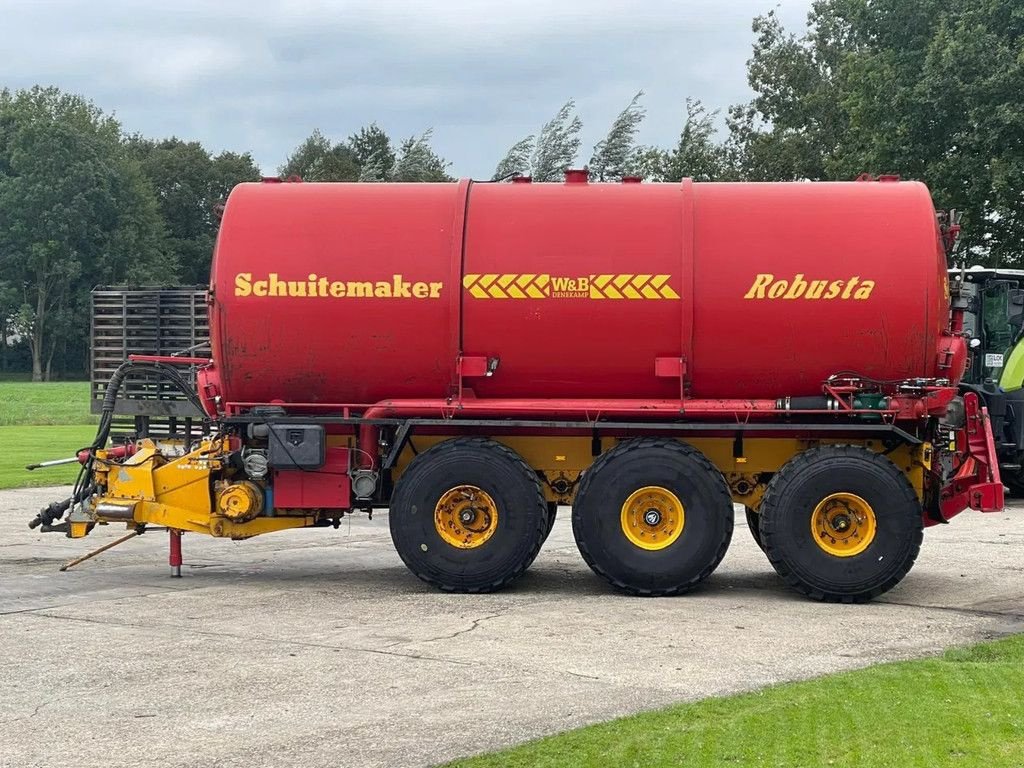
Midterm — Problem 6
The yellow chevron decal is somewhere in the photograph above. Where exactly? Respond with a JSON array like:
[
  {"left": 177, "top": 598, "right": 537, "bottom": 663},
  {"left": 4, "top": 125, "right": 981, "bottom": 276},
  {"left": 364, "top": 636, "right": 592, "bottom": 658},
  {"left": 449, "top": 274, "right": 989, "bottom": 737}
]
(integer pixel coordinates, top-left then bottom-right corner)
[
  {"left": 463, "top": 273, "right": 553, "bottom": 299},
  {"left": 464, "top": 273, "right": 678, "bottom": 300}
]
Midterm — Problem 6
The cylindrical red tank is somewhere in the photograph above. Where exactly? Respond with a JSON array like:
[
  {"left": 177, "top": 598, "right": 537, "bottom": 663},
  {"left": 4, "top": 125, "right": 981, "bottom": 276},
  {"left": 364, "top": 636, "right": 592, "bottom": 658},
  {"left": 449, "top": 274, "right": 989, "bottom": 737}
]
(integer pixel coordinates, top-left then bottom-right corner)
[{"left": 204, "top": 177, "right": 953, "bottom": 412}]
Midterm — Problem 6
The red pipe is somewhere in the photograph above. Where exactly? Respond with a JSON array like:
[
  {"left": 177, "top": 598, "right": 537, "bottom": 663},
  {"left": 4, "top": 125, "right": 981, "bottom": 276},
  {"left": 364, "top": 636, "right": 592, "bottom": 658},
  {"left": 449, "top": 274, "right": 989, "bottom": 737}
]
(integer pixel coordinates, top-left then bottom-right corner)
[
  {"left": 128, "top": 354, "right": 211, "bottom": 365},
  {"left": 77, "top": 444, "right": 134, "bottom": 463},
  {"left": 355, "top": 397, "right": 780, "bottom": 468}
]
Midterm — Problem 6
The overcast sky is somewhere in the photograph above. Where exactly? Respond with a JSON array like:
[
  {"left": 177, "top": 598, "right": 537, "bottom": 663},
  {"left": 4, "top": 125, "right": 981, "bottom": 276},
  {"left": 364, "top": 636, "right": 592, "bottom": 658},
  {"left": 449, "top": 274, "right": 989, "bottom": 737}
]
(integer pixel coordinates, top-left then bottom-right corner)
[{"left": 2, "top": 0, "right": 812, "bottom": 178}]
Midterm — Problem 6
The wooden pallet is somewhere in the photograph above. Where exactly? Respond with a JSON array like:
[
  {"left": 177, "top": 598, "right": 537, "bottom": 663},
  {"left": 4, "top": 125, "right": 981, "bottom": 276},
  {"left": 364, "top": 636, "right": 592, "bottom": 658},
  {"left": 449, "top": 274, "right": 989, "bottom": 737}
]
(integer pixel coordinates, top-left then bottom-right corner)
[{"left": 91, "top": 287, "right": 210, "bottom": 430}]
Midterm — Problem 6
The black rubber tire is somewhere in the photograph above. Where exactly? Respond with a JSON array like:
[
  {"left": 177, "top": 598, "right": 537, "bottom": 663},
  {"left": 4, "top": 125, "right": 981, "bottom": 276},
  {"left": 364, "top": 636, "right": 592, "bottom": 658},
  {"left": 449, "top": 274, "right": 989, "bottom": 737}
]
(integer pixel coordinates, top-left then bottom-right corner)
[
  {"left": 571, "top": 438, "right": 734, "bottom": 596},
  {"left": 744, "top": 506, "right": 765, "bottom": 551},
  {"left": 542, "top": 501, "right": 558, "bottom": 544},
  {"left": 389, "top": 438, "right": 547, "bottom": 593},
  {"left": 1003, "top": 467, "right": 1024, "bottom": 498},
  {"left": 759, "top": 445, "right": 923, "bottom": 603}
]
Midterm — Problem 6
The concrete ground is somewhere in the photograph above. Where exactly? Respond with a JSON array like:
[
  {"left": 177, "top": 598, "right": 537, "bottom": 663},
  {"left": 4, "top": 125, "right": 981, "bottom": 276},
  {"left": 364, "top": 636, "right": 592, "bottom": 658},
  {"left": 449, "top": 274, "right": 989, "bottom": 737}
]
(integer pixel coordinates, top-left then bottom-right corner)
[{"left": 1, "top": 486, "right": 1023, "bottom": 768}]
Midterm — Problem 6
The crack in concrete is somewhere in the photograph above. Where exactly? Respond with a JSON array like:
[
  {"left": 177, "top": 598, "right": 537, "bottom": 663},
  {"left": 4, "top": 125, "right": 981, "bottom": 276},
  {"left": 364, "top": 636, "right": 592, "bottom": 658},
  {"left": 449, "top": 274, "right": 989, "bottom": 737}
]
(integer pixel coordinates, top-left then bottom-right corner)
[
  {"left": 385, "top": 612, "right": 505, "bottom": 648},
  {"left": 26, "top": 610, "right": 476, "bottom": 667},
  {"left": 877, "top": 599, "right": 1024, "bottom": 622},
  {"left": 20, "top": 609, "right": 610, "bottom": 686},
  {"left": 0, "top": 696, "right": 58, "bottom": 726},
  {"left": 0, "top": 584, "right": 202, "bottom": 617},
  {"left": 559, "top": 669, "right": 601, "bottom": 681}
]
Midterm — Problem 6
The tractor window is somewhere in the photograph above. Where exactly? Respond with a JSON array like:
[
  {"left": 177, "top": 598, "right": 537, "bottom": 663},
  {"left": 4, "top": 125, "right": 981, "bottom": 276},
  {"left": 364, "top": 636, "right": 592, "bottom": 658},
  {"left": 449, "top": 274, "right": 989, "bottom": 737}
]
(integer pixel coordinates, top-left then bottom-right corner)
[{"left": 983, "top": 283, "right": 1014, "bottom": 378}]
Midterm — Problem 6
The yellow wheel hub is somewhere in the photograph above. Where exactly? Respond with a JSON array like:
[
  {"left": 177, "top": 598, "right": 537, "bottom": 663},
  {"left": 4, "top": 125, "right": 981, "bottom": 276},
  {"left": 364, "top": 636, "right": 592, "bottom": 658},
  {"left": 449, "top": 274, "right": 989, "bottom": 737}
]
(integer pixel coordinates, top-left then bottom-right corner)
[
  {"left": 434, "top": 485, "right": 499, "bottom": 549},
  {"left": 620, "top": 486, "right": 685, "bottom": 551},
  {"left": 811, "top": 492, "right": 876, "bottom": 557}
]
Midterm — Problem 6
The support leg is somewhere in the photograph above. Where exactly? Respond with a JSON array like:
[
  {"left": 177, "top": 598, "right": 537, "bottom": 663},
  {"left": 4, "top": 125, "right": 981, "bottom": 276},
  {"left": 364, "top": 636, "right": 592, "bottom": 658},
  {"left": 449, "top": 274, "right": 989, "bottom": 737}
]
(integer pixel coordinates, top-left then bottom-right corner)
[{"left": 169, "top": 529, "right": 183, "bottom": 577}]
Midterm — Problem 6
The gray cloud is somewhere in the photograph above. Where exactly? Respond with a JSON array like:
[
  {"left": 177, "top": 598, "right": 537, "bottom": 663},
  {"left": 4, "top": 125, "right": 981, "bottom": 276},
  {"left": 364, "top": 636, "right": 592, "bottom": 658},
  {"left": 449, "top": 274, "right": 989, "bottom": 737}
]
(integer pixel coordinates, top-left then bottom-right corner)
[{"left": 1, "top": 0, "right": 811, "bottom": 177}]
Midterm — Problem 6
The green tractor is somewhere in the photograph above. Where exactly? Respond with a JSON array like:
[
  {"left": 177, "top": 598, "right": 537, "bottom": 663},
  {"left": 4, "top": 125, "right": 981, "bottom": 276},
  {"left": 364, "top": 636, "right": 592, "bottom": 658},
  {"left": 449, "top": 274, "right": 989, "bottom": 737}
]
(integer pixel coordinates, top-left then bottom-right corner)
[{"left": 954, "top": 267, "right": 1024, "bottom": 494}]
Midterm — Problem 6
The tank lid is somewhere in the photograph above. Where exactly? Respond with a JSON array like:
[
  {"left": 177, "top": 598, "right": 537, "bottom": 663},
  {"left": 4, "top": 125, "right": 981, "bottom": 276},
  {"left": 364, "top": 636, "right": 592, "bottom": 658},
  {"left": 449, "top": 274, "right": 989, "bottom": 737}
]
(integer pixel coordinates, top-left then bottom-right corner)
[
  {"left": 564, "top": 168, "right": 589, "bottom": 184},
  {"left": 621, "top": 176, "right": 642, "bottom": 184},
  {"left": 511, "top": 176, "right": 533, "bottom": 184}
]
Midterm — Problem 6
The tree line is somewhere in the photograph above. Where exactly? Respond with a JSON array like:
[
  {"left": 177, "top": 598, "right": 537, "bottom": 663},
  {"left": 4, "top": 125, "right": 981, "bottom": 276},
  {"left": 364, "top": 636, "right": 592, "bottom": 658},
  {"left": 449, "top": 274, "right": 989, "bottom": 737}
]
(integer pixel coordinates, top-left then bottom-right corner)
[{"left": 1, "top": 0, "right": 1021, "bottom": 380}]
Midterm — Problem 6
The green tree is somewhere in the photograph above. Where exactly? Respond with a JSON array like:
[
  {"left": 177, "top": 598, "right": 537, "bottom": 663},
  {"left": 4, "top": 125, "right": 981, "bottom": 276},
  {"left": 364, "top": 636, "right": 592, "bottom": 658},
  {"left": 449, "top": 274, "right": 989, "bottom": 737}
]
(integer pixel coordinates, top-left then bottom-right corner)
[
  {"left": 493, "top": 100, "right": 583, "bottom": 182},
  {"left": 0, "top": 279, "right": 20, "bottom": 372},
  {"left": 589, "top": 91, "right": 646, "bottom": 181},
  {"left": 350, "top": 123, "right": 395, "bottom": 181},
  {"left": 731, "top": 0, "right": 1024, "bottom": 264},
  {"left": 278, "top": 128, "right": 360, "bottom": 182},
  {"left": 281, "top": 124, "right": 448, "bottom": 183},
  {"left": 530, "top": 100, "right": 583, "bottom": 182},
  {"left": 0, "top": 86, "right": 169, "bottom": 380},
  {"left": 131, "top": 137, "right": 260, "bottom": 284},
  {"left": 492, "top": 135, "right": 534, "bottom": 180},
  {"left": 628, "top": 145, "right": 672, "bottom": 182},
  {"left": 391, "top": 130, "right": 452, "bottom": 182},
  {"left": 663, "top": 99, "right": 729, "bottom": 182}
]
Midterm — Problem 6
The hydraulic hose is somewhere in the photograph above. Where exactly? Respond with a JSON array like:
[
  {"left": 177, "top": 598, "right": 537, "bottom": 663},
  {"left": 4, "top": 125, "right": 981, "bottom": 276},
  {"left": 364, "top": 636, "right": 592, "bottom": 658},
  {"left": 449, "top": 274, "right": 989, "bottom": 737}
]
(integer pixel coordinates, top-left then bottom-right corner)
[{"left": 27, "top": 359, "right": 206, "bottom": 530}]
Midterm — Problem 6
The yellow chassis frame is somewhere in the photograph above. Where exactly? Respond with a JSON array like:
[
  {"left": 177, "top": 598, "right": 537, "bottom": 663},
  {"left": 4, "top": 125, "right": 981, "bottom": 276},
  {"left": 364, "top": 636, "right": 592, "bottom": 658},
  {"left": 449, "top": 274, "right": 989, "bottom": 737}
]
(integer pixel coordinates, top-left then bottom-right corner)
[{"left": 72, "top": 434, "right": 931, "bottom": 540}]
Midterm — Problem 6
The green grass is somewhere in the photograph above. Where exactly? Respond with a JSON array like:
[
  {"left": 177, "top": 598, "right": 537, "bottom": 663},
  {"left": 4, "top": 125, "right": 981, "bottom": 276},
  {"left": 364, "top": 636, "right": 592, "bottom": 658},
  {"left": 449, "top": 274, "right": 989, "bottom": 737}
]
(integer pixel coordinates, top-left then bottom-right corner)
[
  {"left": 445, "top": 635, "right": 1024, "bottom": 768},
  {"left": 0, "top": 380, "right": 96, "bottom": 425},
  {"left": 0, "top": 380, "right": 97, "bottom": 489},
  {"left": 0, "top": 424, "right": 98, "bottom": 489}
]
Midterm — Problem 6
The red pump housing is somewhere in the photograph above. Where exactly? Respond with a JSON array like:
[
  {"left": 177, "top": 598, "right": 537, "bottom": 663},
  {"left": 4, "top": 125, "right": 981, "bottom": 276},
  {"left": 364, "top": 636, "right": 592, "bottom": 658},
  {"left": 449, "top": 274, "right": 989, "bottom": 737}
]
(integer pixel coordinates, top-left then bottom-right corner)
[{"left": 203, "top": 177, "right": 959, "bottom": 412}]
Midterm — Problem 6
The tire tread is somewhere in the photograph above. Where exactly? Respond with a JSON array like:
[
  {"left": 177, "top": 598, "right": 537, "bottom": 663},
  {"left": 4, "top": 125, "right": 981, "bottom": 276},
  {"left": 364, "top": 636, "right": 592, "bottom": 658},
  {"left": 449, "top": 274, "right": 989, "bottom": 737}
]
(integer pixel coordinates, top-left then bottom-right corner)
[
  {"left": 572, "top": 438, "right": 734, "bottom": 597},
  {"left": 391, "top": 437, "right": 547, "bottom": 593},
  {"left": 759, "top": 444, "right": 923, "bottom": 603}
]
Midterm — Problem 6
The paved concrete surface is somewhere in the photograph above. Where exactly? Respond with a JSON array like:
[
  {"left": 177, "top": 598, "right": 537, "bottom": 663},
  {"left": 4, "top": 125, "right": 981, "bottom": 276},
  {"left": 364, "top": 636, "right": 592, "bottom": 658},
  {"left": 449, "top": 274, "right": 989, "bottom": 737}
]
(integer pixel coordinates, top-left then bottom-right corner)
[{"left": 2, "top": 486, "right": 1023, "bottom": 768}]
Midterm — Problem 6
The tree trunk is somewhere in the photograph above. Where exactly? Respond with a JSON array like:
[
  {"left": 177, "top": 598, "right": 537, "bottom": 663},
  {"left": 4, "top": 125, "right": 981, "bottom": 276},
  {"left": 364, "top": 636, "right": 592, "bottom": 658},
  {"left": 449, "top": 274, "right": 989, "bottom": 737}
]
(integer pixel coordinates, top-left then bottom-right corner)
[
  {"left": 45, "top": 331, "right": 59, "bottom": 382},
  {"left": 31, "top": 337, "right": 43, "bottom": 382},
  {"left": 31, "top": 279, "right": 46, "bottom": 382}
]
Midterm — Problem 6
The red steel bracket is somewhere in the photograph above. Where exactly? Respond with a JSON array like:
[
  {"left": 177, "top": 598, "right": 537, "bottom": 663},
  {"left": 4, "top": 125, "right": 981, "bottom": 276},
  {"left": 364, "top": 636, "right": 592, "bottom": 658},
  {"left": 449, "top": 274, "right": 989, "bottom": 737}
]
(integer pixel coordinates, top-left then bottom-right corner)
[{"left": 939, "top": 392, "right": 1004, "bottom": 520}]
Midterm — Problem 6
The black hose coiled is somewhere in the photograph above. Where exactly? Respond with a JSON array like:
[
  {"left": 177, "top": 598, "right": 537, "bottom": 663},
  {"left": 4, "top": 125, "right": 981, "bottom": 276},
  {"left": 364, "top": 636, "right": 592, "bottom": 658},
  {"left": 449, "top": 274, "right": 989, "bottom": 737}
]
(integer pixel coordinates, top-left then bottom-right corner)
[{"left": 27, "top": 359, "right": 207, "bottom": 530}]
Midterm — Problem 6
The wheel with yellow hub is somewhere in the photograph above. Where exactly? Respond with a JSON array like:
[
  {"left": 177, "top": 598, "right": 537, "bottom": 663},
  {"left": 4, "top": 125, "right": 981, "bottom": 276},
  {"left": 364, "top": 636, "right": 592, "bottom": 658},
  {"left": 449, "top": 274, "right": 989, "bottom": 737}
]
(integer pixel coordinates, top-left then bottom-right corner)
[
  {"left": 389, "top": 438, "right": 547, "bottom": 593},
  {"left": 744, "top": 506, "right": 765, "bottom": 551},
  {"left": 759, "top": 446, "right": 923, "bottom": 603},
  {"left": 572, "top": 439, "right": 734, "bottom": 596}
]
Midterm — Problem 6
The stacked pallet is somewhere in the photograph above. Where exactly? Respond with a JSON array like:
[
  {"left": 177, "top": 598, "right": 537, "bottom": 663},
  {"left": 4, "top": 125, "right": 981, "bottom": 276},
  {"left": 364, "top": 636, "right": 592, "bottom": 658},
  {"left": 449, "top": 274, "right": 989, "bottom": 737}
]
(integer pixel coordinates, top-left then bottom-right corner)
[{"left": 91, "top": 287, "right": 209, "bottom": 437}]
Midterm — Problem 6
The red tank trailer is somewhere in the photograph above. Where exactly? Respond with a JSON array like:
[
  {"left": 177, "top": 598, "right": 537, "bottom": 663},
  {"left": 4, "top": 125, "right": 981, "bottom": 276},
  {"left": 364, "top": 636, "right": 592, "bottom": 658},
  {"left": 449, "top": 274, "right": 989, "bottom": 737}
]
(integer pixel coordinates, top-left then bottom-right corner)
[
  {"left": 38, "top": 172, "right": 1003, "bottom": 603},
  {"left": 207, "top": 177, "right": 954, "bottom": 406}
]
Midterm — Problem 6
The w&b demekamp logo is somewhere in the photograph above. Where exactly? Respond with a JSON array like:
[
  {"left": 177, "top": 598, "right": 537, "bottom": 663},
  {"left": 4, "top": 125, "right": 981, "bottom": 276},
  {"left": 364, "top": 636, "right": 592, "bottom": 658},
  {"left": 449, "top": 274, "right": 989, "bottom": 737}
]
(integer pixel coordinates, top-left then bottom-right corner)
[{"left": 463, "top": 274, "right": 679, "bottom": 300}]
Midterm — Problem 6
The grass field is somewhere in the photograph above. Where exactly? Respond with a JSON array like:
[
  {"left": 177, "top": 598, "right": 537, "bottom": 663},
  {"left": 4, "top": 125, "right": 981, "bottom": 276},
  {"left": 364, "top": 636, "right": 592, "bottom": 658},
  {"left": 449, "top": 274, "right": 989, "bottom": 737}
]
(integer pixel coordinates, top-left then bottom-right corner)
[
  {"left": 0, "top": 424, "right": 98, "bottom": 489},
  {"left": 447, "top": 635, "right": 1024, "bottom": 768},
  {"left": 0, "top": 381, "right": 96, "bottom": 426},
  {"left": 0, "top": 380, "right": 97, "bottom": 489}
]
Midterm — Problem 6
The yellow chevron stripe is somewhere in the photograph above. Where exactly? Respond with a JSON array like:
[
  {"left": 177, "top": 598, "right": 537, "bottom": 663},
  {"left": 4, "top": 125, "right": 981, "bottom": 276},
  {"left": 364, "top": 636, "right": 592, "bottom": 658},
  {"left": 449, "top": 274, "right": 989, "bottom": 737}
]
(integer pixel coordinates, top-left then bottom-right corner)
[{"left": 464, "top": 273, "right": 678, "bottom": 300}]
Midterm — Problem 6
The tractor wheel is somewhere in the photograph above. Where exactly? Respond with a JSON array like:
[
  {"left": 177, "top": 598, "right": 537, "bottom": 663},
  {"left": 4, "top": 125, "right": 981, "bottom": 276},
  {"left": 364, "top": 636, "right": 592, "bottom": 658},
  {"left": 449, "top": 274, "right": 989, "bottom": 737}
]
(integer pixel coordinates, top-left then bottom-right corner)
[
  {"left": 759, "top": 445, "right": 923, "bottom": 603},
  {"left": 389, "top": 438, "right": 547, "bottom": 593},
  {"left": 1002, "top": 464, "right": 1024, "bottom": 497},
  {"left": 744, "top": 506, "right": 765, "bottom": 551},
  {"left": 571, "top": 438, "right": 734, "bottom": 596},
  {"left": 542, "top": 501, "right": 559, "bottom": 544}
]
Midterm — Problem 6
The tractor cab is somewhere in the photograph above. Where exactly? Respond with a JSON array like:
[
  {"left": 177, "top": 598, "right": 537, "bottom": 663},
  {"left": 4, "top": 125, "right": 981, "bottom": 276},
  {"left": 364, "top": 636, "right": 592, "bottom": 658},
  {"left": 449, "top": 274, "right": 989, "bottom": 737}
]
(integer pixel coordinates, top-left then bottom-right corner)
[
  {"left": 954, "top": 266, "right": 1024, "bottom": 492},
  {"left": 957, "top": 267, "right": 1024, "bottom": 386}
]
